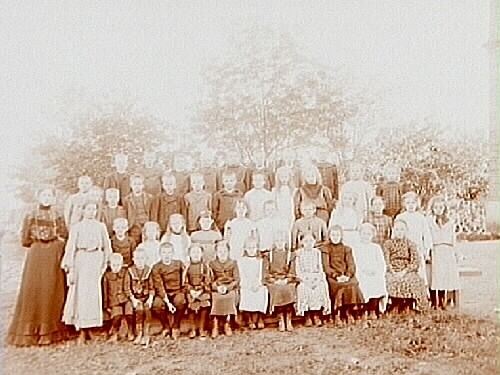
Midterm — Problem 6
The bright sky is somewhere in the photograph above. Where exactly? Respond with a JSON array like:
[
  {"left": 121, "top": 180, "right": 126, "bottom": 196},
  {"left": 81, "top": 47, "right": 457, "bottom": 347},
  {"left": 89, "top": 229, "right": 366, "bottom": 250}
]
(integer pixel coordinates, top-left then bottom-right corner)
[{"left": 0, "top": 0, "right": 491, "bottom": 211}]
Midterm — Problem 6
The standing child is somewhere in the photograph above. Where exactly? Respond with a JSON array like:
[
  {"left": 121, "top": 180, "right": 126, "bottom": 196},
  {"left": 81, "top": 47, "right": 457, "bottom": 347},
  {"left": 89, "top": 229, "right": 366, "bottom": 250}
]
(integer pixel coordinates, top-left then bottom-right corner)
[
  {"left": 160, "top": 214, "right": 191, "bottom": 264},
  {"left": 151, "top": 242, "right": 186, "bottom": 340},
  {"left": 212, "top": 171, "right": 244, "bottom": 232},
  {"left": 314, "top": 150, "right": 339, "bottom": 203},
  {"left": 126, "top": 249, "right": 155, "bottom": 346},
  {"left": 103, "top": 153, "right": 130, "bottom": 206},
  {"left": 244, "top": 172, "right": 273, "bottom": 221},
  {"left": 294, "top": 233, "right": 331, "bottom": 326},
  {"left": 7, "top": 186, "right": 68, "bottom": 347},
  {"left": 136, "top": 221, "right": 161, "bottom": 268},
  {"left": 141, "top": 151, "right": 162, "bottom": 197},
  {"left": 278, "top": 149, "right": 302, "bottom": 188},
  {"left": 376, "top": 165, "right": 403, "bottom": 218},
  {"left": 329, "top": 191, "right": 363, "bottom": 248},
  {"left": 427, "top": 196, "right": 461, "bottom": 309},
  {"left": 101, "top": 188, "right": 126, "bottom": 236},
  {"left": 64, "top": 175, "right": 93, "bottom": 227},
  {"left": 171, "top": 153, "right": 192, "bottom": 197},
  {"left": 291, "top": 202, "right": 328, "bottom": 250},
  {"left": 351, "top": 223, "right": 388, "bottom": 319},
  {"left": 272, "top": 166, "right": 297, "bottom": 231},
  {"left": 209, "top": 241, "right": 240, "bottom": 338},
  {"left": 322, "top": 226, "right": 364, "bottom": 325},
  {"left": 294, "top": 166, "right": 333, "bottom": 224},
  {"left": 183, "top": 173, "right": 212, "bottom": 233},
  {"left": 184, "top": 244, "right": 212, "bottom": 340},
  {"left": 110, "top": 218, "right": 136, "bottom": 267},
  {"left": 263, "top": 230, "right": 297, "bottom": 332},
  {"left": 62, "top": 202, "right": 112, "bottom": 344},
  {"left": 365, "top": 196, "right": 393, "bottom": 246},
  {"left": 238, "top": 236, "right": 268, "bottom": 330},
  {"left": 103, "top": 253, "right": 133, "bottom": 342},
  {"left": 217, "top": 150, "right": 248, "bottom": 193},
  {"left": 340, "top": 163, "right": 374, "bottom": 221},
  {"left": 224, "top": 200, "right": 256, "bottom": 261},
  {"left": 123, "top": 174, "right": 155, "bottom": 244},
  {"left": 190, "top": 210, "right": 223, "bottom": 262},
  {"left": 154, "top": 173, "right": 184, "bottom": 234}
]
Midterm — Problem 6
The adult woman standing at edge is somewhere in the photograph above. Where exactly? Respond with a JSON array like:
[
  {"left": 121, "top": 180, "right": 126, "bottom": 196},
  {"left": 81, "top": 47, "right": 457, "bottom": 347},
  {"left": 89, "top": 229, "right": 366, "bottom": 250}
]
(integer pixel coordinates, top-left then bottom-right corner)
[
  {"left": 62, "top": 201, "right": 111, "bottom": 344},
  {"left": 6, "top": 186, "right": 68, "bottom": 346}
]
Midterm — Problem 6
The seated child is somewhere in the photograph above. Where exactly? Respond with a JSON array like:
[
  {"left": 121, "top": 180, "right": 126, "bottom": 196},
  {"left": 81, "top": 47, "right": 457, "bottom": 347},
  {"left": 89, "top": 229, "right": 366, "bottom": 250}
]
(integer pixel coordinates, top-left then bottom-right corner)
[
  {"left": 110, "top": 218, "right": 136, "bottom": 267},
  {"left": 190, "top": 210, "right": 222, "bottom": 262}
]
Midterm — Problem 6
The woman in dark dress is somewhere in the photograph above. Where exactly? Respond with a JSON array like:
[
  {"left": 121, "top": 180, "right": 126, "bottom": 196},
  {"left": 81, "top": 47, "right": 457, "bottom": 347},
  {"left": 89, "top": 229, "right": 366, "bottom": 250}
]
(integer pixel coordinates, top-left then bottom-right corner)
[{"left": 7, "top": 186, "right": 68, "bottom": 346}]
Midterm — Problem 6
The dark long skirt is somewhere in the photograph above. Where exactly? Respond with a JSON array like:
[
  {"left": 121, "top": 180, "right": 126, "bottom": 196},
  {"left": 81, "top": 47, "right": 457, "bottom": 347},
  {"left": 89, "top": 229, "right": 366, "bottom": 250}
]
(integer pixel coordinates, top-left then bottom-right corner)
[
  {"left": 327, "top": 277, "right": 364, "bottom": 311},
  {"left": 7, "top": 240, "right": 67, "bottom": 346}
]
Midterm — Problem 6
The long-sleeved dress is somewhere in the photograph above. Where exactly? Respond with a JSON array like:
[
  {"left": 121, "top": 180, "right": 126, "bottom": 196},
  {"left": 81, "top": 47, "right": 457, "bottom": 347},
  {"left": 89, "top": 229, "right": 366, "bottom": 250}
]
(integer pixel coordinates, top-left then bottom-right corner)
[
  {"left": 427, "top": 217, "right": 460, "bottom": 291},
  {"left": 263, "top": 248, "right": 297, "bottom": 312},
  {"left": 61, "top": 219, "right": 111, "bottom": 330},
  {"left": 184, "top": 262, "right": 212, "bottom": 312},
  {"left": 209, "top": 258, "right": 240, "bottom": 316},
  {"left": 294, "top": 248, "right": 331, "bottom": 316},
  {"left": 383, "top": 238, "right": 429, "bottom": 311},
  {"left": 7, "top": 205, "right": 68, "bottom": 346},
  {"left": 321, "top": 243, "right": 364, "bottom": 310},
  {"left": 237, "top": 255, "right": 268, "bottom": 313}
]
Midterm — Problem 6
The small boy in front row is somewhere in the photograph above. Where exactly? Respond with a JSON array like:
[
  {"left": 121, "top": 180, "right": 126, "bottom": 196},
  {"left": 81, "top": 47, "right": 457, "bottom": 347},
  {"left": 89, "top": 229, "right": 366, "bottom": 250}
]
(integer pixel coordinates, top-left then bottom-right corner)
[
  {"left": 127, "top": 249, "right": 154, "bottom": 346},
  {"left": 103, "top": 253, "right": 134, "bottom": 342}
]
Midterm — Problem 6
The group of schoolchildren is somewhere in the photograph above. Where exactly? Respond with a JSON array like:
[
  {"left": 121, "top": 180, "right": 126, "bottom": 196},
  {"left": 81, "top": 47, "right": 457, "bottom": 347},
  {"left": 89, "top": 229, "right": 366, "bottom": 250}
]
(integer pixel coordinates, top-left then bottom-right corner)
[{"left": 6, "top": 149, "right": 463, "bottom": 348}]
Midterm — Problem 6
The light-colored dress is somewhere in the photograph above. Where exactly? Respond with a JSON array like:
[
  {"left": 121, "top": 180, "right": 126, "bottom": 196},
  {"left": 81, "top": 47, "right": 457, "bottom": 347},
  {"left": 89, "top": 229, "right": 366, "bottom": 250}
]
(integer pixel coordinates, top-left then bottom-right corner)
[
  {"left": 340, "top": 180, "right": 374, "bottom": 221},
  {"left": 238, "top": 256, "right": 268, "bottom": 313},
  {"left": 351, "top": 241, "right": 387, "bottom": 309},
  {"left": 329, "top": 207, "right": 362, "bottom": 248},
  {"left": 272, "top": 186, "right": 296, "bottom": 231},
  {"left": 244, "top": 188, "right": 273, "bottom": 221},
  {"left": 295, "top": 248, "right": 331, "bottom": 315},
  {"left": 427, "top": 217, "right": 460, "bottom": 291},
  {"left": 137, "top": 240, "right": 160, "bottom": 268},
  {"left": 61, "top": 219, "right": 111, "bottom": 330},
  {"left": 225, "top": 218, "right": 256, "bottom": 261}
]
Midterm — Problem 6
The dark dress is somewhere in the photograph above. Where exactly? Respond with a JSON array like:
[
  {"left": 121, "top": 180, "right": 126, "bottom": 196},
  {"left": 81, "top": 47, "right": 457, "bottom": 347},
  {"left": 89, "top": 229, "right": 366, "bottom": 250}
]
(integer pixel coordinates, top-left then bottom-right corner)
[
  {"left": 7, "top": 205, "right": 68, "bottom": 346},
  {"left": 263, "top": 248, "right": 297, "bottom": 312},
  {"left": 322, "top": 243, "right": 364, "bottom": 310}
]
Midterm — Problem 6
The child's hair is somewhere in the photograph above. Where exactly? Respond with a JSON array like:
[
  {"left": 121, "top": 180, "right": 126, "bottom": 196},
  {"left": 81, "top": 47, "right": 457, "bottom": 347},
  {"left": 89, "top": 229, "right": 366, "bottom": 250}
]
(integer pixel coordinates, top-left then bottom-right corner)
[
  {"left": 133, "top": 248, "right": 146, "bottom": 260},
  {"left": 196, "top": 210, "right": 220, "bottom": 231},
  {"left": 82, "top": 201, "right": 98, "bottom": 211},
  {"left": 188, "top": 243, "right": 204, "bottom": 257},
  {"left": 78, "top": 175, "right": 92, "bottom": 185},
  {"left": 36, "top": 185, "right": 56, "bottom": 199},
  {"left": 164, "top": 214, "right": 190, "bottom": 249},
  {"left": 130, "top": 173, "right": 145, "bottom": 183},
  {"left": 215, "top": 239, "right": 230, "bottom": 254},
  {"left": 167, "top": 213, "right": 187, "bottom": 232},
  {"left": 233, "top": 199, "right": 249, "bottom": 215},
  {"left": 401, "top": 191, "right": 420, "bottom": 208},
  {"left": 328, "top": 224, "right": 344, "bottom": 237},
  {"left": 109, "top": 252, "right": 124, "bottom": 264},
  {"left": 190, "top": 172, "right": 205, "bottom": 184},
  {"left": 161, "top": 173, "right": 177, "bottom": 186},
  {"left": 391, "top": 218, "right": 408, "bottom": 239},
  {"left": 427, "top": 195, "right": 450, "bottom": 225},
  {"left": 142, "top": 221, "right": 160, "bottom": 241},
  {"left": 113, "top": 217, "right": 128, "bottom": 229},
  {"left": 301, "top": 164, "right": 322, "bottom": 185}
]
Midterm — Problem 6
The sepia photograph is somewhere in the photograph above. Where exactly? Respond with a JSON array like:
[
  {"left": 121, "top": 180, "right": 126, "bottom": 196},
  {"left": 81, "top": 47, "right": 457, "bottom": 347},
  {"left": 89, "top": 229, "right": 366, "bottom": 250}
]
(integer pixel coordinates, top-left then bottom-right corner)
[{"left": 0, "top": 1, "right": 498, "bottom": 374}]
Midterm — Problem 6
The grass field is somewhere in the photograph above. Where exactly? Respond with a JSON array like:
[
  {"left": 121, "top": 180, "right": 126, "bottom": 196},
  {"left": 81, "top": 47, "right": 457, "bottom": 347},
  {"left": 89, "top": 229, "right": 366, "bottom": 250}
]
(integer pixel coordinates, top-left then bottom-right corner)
[{"left": 0, "top": 234, "right": 498, "bottom": 375}]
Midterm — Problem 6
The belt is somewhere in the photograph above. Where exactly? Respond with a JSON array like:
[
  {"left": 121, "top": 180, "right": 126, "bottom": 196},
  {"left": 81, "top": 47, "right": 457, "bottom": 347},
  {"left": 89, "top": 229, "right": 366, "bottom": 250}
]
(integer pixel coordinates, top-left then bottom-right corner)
[{"left": 76, "top": 248, "right": 100, "bottom": 253}]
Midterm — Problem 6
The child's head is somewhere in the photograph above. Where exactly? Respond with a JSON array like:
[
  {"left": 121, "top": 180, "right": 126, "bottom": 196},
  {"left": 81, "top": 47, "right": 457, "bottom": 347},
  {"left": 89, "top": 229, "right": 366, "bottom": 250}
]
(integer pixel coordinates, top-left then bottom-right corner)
[
  {"left": 359, "top": 223, "right": 375, "bottom": 244},
  {"left": 275, "top": 166, "right": 292, "bottom": 186},
  {"left": 198, "top": 210, "right": 216, "bottom": 231},
  {"left": 341, "top": 191, "right": 357, "bottom": 208},
  {"left": 263, "top": 200, "right": 277, "bottom": 218},
  {"left": 142, "top": 221, "right": 160, "bottom": 241},
  {"left": 349, "top": 163, "right": 364, "bottom": 181},
  {"left": 105, "top": 188, "right": 120, "bottom": 206},
  {"left": 113, "top": 153, "right": 128, "bottom": 172},
  {"left": 429, "top": 195, "right": 447, "bottom": 217},
  {"left": 222, "top": 171, "right": 237, "bottom": 191},
  {"left": 370, "top": 196, "right": 385, "bottom": 214},
  {"left": 392, "top": 219, "right": 408, "bottom": 240},
  {"left": 190, "top": 173, "right": 205, "bottom": 192},
  {"left": 302, "top": 233, "right": 316, "bottom": 250},
  {"left": 300, "top": 201, "right": 316, "bottom": 218},
  {"left": 215, "top": 240, "right": 230, "bottom": 261},
  {"left": 133, "top": 249, "right": 146, "bottom": 268},
  {"left": 77, "top": 175, "right": 93, "bottom": 193},
  {"left": 273, "top": 229, "right": 289, "bottom": 250},
  {"left": 109, "top": 253, "right": 124, "bottom": 273},
  {"left": 234, "top": 199, "right": 248, "bottom": 218},
  {"left": 302, "top": 166, "right": 320, "bottom": 185},
  {"left": 243, "top": 235, "right": 259, "bottom": 257},
  {"left": 402, "top": 192, "right": 419, "bottom": 213},
  {"left": 189, "top": 244, "right": 203, "bottom": 263},
  {"left": 168, "top": 213, "right": 186, "bottom": 234},
  {"left": 159, "top": 242, "right": 174, "bottom": 263},
  {"left": 130, "top": 174, "right": 145, "bottom": 194},
  {"left": 161, "top": 173, "right": 176, "bottom": 195},
  {"left": 253, "top": 150, "right": 265, "bottom": 167},
  {"left": 252, "top": 172, "right": 266, "bottom": 189},
  {"left": 37, "top": 186, "right": 56, "bottom": 207},
  {"left": 113, "top": 218, "right": 129, "bottom": 236},
  {"left": 329, "top": 225, "right": 343, "bottom": 245},
  {"left": 385, "top": 165, "right": 400, "bottom": 182},
  {"left": 143, "top": 151, "right": 156, "bottom": 167},
  {"left": 82, "top": 202, "right": 98, "bottom": 219}
]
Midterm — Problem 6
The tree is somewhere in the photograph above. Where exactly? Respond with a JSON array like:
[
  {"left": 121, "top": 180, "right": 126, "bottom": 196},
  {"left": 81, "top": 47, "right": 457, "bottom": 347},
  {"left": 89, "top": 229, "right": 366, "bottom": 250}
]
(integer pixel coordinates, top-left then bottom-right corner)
[
  {"left": 14, "top": 103, "right": 171, "bottom": 199},
  {"left": 194, "top": 28, "right": 360, "bottom": 163}
]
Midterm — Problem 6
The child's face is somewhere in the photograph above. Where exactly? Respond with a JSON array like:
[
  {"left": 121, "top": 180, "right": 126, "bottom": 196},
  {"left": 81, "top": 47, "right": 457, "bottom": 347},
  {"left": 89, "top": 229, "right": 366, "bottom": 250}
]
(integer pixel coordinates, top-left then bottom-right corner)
[
  {"left": 303, "top": 236, "right": 315, "bottom": 250},
  {"left": 160, "top": 247, "right": 174, "bottom": 263},
  {"left": 371, "top": 198, "right": 385, "bottom": 214},
  {"left": 216, "top": 245, "right": 229, "bottom": 261},
  {"left": 245, "top": 242, "right": 258, "bottom": 257},
  {"left": 252, "top": 174, "right": 266, "bottom": 189},
  {"left": 432, "top": 201, "right": 446, "bottom": 216},
  {"left": 190, "top": 246, "right": 203, "bottom": 263},
  {"left": 133, "top": 252, "right": 146, "bottom": 268},
  {"left": 162, "top": 177, "right": 176, "bottom": 194},
  {"left": 83, "top": 204, "right": 98, "bottom": 219},
  {"left": 38, "top": 189, "right": 55, "bottom": 206},
  {"left": 392, "top": 222, "right": 407, "bottom": 239},
  {"left": 131, "top": 178, "right": 144, "bottom": 194},
  {"left": 105, "top": 190, "right": 119, "bottom": 206},
  {"left": 199, "top": 216, "right": 213, "bottom": 231},
  {"left": 114, "top": 155, "right": 128, "bottom": 171},
  {"left": 144, "top": 224, "right": 158, "bottom": 240},
  {"left": 359, "top": 227, "right": 373, "bottom": 243},
  {"left": 263, "top": 203, "right": 276, "bottom": 218},
  {"left": 350, "top": 166, "right": 362, "bottom": 180},
  {"left": 169, "top": 216, "right": 184, "bottom": 233},
  {"left": 223, "top": 175, "right": 236, "bottom": 190},
  {"left": 303, "top": 170, "right": 317, "bottom": 184},
  {"left": 404, "top": 198, "right": 418, "bottom": 212},
  {"left": 78, "top": 177, "right": 92, "bottom": 193},
  {"left": 329, "top": 230, "right": 342, "bottom": 244},
  {"left": 110, "top": 258, "right": 123, "bottom": 273},
  {"left": 113, "top": 220, "right": 128, "bottom": 236},
  {"left": 144, "top": 153, "right": 156, "bottom": 167},
  {"left": 191, "top": 177, "right": 204, "bottom": 192},
  {"left": 301, "top": 205, "right": 316, "bottom": 218},
  {"left": 235, "top": 203, "right": 248, "bottom": 218}
]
